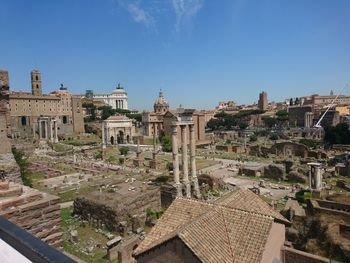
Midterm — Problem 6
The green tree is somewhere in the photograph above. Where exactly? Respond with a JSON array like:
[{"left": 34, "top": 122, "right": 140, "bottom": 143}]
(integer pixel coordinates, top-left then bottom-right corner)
[
  {"left": 299, "top": 138, "right": 317, "bottom": 149},
  {"left": 269, "top": 133, "right": 279, "bottom": 140},
  {"left": 239, "top": 121, "right": 249, "bottom": 130},
  {"left": 262, "top": 116, "right": 277, "bottom": 128},
  {"left": 11, "top": 147, "right": 32, "bottom": 187},
  {"left": 160, "top": 135, "right": 172, "bottom": 152},
  {"left": 119, "top": 146, "right": 129, "bottom": 156}
]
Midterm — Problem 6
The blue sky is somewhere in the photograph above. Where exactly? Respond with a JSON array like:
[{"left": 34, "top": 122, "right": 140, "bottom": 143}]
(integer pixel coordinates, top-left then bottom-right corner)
[{"left": 1, "top": 0, "right": 350, "bottom": 110}]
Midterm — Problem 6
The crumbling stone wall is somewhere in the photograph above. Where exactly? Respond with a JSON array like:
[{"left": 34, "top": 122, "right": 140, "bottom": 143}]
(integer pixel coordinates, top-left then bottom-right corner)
[
  {"left": 0, "top": 182, "right": 63, "bottom": 248},
  {"left": 73, "top": 187, "right": 160, "bottom": 234}
]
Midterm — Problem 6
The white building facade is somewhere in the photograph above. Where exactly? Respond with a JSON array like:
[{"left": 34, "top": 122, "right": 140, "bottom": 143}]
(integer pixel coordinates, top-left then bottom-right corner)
[{"left": 93, "top": 84, "right": 128, "bottom": 110}]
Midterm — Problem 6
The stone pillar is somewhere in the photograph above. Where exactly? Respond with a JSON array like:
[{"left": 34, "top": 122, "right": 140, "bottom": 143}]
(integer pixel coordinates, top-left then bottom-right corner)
[
  {"left": 190, "top": 124, "right": 200, "bottom": 198},
  {"left": 308, "top": 162, "right": 322, "bottom": 191},
  {"left": 152, "top": 123, "right": 156, "bottom": 152},
  {"left": 102, "top": 121, "right": 106, "bottom": 149},
  {"left": 49, "top": 120, "right": 54, "bottom": 142},
  {"left": 54, "top": 120, "right": 58, "bottom": 143},
  {"left": 39, "top": 120, "right": 42, "bottom": 139},
  {"left": 32, "top": 122, "right": 36, "bottom": 140},
  {"left": 44, "top": 120, "right": 48, "bottom": 140},
  {"left": 181, "top": 125, "right": 190, "bottom": 198},
  {"left": 172, "top": 124, "right": 182, "bottom": 197}
]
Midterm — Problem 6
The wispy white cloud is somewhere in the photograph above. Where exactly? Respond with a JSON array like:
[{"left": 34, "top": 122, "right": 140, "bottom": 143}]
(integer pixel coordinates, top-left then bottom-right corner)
[
  {"left": 172, "top": 0, "right": 204, "bottom": 32},
  {"left": 127, "top": 2, "right": 155, "bottom": 27},
  {"left": 116, "top": 0, "right": 155, "bottom": 27}
]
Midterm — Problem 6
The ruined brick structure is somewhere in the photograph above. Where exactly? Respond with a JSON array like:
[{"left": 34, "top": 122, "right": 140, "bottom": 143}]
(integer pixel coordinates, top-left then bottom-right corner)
[{"left": 0, "top": 182, "right": 63, "bottom": 249}]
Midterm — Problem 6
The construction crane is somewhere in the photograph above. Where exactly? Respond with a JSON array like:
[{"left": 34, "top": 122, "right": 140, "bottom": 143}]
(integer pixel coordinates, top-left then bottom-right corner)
[{"left": 314, "top": 84, "right": 349, "bottom": 128}]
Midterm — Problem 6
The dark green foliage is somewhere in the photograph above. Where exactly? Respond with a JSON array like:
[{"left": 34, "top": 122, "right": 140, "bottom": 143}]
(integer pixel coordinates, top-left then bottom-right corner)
[
  {"left": 262, "top": 116, "right": 277, "bottom": 128},
  {"left": 146, "top": 208, "right": 164, "bottom": 219},
  {"left": 324, "top": 123, "right": 350, "bottom": 145},
  {"left": 299, "top": 138, "right": 317, "bottom": 149},
  {"left": 119, "top": 146, "right": 129, "bottom": 156},
  {"left": 239, "top": 121, "right": 249, "bottom": 130},
  {"left": 250, "top": 134, "right": 257, "bottom": 142},
  {"left": 269, "top": 133, "right": 279, "bottom": 140},
  {"left": 234, "top": 109, "right": 266, "bottom": 118},
  {"left": 295, "top": 190, "right": 311, "bottom": 203},
  {"left": 95, "top": 150, "right": 102, "bottom": 159},
  {"left": 160, "top": 134, "right": 172, "bottom": 152},
  {"left": 214, "top": 111, "right": 230, "bottom": 118},
  {"left": 11, "top": 147, "right": 32, "bottom": 187},
  {"left": 82, "top": 102, "right": 97, "bottom": 121},
  {"left": 126, "top": 113, "right": 142, "bottom": 122},
  {"left": 276, "top": 110, "right": 288, "bottom": 121}
]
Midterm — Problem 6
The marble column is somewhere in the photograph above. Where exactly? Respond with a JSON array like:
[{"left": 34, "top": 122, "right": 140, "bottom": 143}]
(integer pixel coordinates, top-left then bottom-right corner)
[
  {"left": 32, "top": 122, "right": 36, "bottom": 140},
  {"left": 181, "top": 125, "right": 190, "bottom": 197},
  {"left": 39, "top": 120, "right": 42, "bottom": 139},
  {"left": 190, "top": 124, "right": 201, "bottom": 198},
  {"left": 172, "top": 124, "right": 182, "bottom": 197},
  {"left": 44, "top": 120, "right": 48, "bottom": 140},
  {"left": 54, "top": 120, "right": 58, "bottom": 143},
  {"left": 102, "top": 121, "right": 106, "bottom": 149},
  {"left": 49, "top": 120, "right": 54, "bottom": 142}
]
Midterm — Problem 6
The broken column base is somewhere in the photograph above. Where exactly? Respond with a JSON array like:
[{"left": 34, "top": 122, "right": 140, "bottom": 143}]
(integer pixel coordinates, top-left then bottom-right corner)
[
  {"left": 149, "top": 159, "right": 159, "bottom": 170},
  {"left": 133, "top": 158, "right": 143, "bottom": 167}
]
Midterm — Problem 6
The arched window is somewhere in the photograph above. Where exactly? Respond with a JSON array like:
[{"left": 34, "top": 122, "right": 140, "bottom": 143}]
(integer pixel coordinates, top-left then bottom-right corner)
[
  {"left": 63, "top": 116, "right": 68, "bottom": 124},
  {"left": 21, "top": 116, "right": 27, "bottom": 126},
  {"left": 35, "top": 75, "right": 39, "bottom": 81},
  {"left": 36, "top": 84, "right": 39, "bottom": 89}
]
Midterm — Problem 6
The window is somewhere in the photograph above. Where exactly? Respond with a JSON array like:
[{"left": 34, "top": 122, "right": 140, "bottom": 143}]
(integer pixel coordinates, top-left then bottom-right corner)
[
  {"left": 21, "top": 116, "right": 27, "bottom": 126},
  {"left": 36, "top": 84, "right": 39, "bottom": 89},
  {"left": 35, "top": 75, "right": 39, "bottom": 81},
  {"left": 63, "top": 116, "right": 68, "bottom": 124}
]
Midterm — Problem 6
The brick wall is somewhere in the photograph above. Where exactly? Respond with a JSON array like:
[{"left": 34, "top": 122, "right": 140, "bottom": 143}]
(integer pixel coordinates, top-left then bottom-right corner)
[{"left": 0, "top": 183, "right": 63, "bottom": 249}]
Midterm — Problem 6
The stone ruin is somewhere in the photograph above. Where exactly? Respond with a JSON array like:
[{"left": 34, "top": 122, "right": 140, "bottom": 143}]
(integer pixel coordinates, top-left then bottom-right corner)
[
  {"left": 0, "top": 181, "right": 63, "bottom": 249},
  {"left": 73, "top": 185, "right": 160, "bottom": 236}
]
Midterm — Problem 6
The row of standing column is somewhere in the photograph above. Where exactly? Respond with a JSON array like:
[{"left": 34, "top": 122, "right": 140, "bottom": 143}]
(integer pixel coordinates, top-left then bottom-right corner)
[
  {"left": 172, "top": 124, "right": 201, "bottom": 198},
  {"left": 37, "top": 119, "right": 58, "bottom": 142},
  {"left": 116, "top": 100, "right": 124, "bottom": 109}
]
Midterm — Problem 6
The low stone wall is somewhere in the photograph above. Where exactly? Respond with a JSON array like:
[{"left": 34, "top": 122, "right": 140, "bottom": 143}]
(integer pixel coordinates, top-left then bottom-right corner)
[
  {"left": 309, "top": 200, "right": 350, "bottom": 224},
  {"left": 283, "top": 246, "right": 339, "bottom": 263},
  {"left": 339, "top": 223, "right": 350, "bottom": 239},
  {"left": 0, "top": 182, "right": 63, "bottom": 249}
]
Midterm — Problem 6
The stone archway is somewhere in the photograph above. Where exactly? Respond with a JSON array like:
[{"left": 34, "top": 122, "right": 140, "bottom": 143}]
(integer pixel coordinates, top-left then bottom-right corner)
[
  {"left": 117, "top": 130, "right": 124, "bottom": 144},
  {"left": 110, "top": 136, "right": 114, "bottom": 145},
  {"left": 127, "top": 135, "right": 130, "bottom": 143}
]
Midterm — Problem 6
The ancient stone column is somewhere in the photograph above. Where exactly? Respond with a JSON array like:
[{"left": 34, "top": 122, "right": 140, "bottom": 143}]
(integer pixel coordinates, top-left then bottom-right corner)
[
  {"left": 190, "top": 124, "right": 200, "bottom": 198},
  {"left": 54, "top": 120, "right": 58, "bottom": 143},
  {"left": 39, "top": 120, "right": 42, "bottom": 139},
  {"left": 44, "top": 120, "right": 48, "bottom": 140},
  {"left": 49, "top": 120, "right": 54, "bottom": 142},
  {"left": 102, "top": 121, "right": 106, "bottom": 149},
  {"left": 32, "top": 121, "right": 36, "bottom": 140},
  {"left": 172, "top": 124, "right": 182, "bottom": 197},
  {"left": 181, "top": 125, "right": 190, "bottom": 198}
]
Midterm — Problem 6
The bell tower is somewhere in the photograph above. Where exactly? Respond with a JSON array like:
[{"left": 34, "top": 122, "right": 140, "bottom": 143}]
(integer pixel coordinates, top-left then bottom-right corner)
[{"left": 31, "top": 69, "right": 42, "bottom": 96}]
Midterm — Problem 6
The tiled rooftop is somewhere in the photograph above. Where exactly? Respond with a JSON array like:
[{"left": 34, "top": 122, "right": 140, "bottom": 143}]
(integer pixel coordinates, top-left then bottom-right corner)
[{"left": 134, "top": 188, "right": 288, "bottom": 262}]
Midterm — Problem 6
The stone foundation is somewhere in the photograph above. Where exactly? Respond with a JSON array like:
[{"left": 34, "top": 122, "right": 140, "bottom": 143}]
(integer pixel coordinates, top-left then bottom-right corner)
[{"left": 73, "top": 186, "right": 160, "bottom": 234}]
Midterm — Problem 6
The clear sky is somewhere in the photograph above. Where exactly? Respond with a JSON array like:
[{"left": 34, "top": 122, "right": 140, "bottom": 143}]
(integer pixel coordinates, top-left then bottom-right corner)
[{"left": 1, "top": 0, "right": 350, "bottom": 110}]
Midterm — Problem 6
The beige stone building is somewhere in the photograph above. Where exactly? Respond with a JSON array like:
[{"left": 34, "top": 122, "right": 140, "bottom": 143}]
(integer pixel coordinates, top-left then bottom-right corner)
[
  {"left": 2, "top": 69, "right": 84, "bottom": 142},
  {"left": 142, "top": 90, "right": 207, "bottom": 145}
]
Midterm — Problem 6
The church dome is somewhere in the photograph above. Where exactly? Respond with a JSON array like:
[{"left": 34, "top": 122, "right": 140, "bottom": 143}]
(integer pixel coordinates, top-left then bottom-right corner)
[
  {"left": 154, "top": 89, "right": 169, "bottom": 113},
  {"left": 154, "top": 89, "right": 168, "bottom": 106}
]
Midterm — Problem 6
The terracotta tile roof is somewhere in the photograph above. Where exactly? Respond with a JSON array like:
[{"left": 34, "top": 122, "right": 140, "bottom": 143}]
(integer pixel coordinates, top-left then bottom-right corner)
[
  {"left": 134, "top": 188, "right": 286, "bottom": 262},
  {"left": 215, "top": 188, "right": 290, "bottom": 224},
  {"left": 134, "top": 198, "right": 210, "bottom": 255},
  {"left": 180, "top": 207, "right": 273, "bottom": 263}
]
